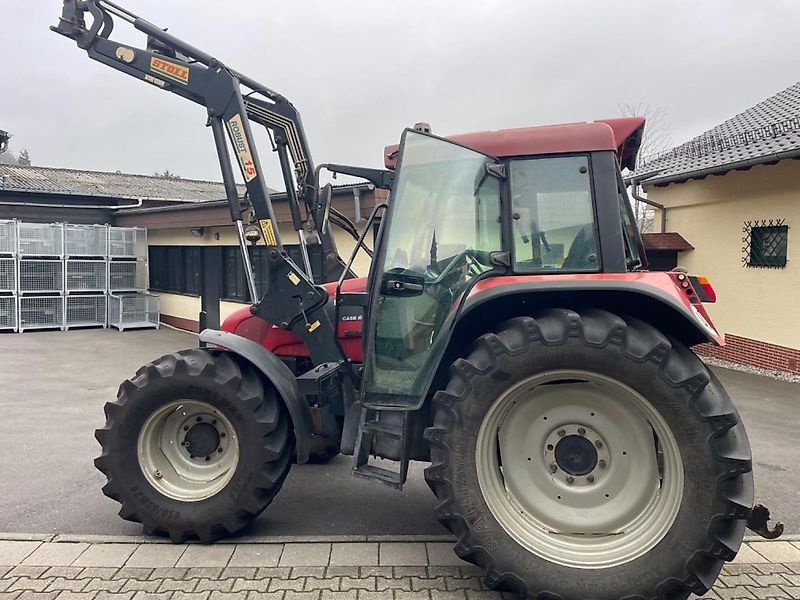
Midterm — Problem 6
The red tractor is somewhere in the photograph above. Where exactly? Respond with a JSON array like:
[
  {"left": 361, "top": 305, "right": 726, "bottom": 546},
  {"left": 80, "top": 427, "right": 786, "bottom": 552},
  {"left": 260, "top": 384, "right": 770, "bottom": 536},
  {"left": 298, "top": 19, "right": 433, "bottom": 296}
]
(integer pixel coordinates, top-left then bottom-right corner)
[{"left": 53, "top": 2, "right": 773, "bottom": 598}]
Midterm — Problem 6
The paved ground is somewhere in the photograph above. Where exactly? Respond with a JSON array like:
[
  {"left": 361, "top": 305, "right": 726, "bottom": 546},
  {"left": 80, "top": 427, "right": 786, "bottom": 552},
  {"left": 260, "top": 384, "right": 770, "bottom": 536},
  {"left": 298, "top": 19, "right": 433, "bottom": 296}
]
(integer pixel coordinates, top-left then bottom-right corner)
[
  {"left": 1, "top": 537, "right": 800, "bottom": 600},
  {"left": 0, "top": 328, "right": 797, "bottom": 537}
]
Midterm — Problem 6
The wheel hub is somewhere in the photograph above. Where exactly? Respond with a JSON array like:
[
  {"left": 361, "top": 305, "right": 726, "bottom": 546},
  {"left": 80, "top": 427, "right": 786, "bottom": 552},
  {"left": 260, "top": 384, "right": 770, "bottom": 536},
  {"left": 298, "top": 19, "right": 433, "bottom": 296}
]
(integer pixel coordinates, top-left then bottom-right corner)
[
  {"left": 554, "top": 434, "right": 597, "bottom": 476},
  {"left": 184, "top": 422, "right": 220, "bottom": 458}
]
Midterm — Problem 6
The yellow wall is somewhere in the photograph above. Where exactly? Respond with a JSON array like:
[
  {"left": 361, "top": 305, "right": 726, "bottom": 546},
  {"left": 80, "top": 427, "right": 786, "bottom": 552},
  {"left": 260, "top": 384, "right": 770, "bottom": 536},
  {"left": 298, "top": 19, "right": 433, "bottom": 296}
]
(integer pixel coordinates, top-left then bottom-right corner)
[
  {"left": 646, "top": 159, "right": 799, "bottom": 349},
  {"left": 148, "top": 223, "right": 373, "bottom": 329}
]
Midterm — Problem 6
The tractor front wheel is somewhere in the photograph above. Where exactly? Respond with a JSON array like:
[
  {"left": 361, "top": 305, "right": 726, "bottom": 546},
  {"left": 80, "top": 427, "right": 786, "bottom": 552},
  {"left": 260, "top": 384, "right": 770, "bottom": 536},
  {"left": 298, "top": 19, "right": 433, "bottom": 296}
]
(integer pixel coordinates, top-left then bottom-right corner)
[
  {"left": 424, "top": 309, "right": 753, "bottom": 600},
  {"left": 95, "top": 349, "right": 292, "bottom": 542}
]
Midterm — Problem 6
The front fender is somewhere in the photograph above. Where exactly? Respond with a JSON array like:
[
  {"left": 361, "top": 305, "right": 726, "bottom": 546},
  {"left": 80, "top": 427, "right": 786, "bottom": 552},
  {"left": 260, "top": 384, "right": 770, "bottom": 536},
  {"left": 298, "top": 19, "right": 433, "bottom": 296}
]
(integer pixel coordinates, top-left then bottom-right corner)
[{"left": 199, "top": 329, "right": 312, "bottom": 464}]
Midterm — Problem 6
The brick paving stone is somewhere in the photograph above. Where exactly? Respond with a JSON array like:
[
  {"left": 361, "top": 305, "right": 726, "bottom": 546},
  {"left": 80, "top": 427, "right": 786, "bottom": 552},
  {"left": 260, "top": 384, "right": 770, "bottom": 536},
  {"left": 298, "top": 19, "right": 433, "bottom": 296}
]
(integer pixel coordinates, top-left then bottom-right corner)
[
  {"left": 392, "top": 569, "right": 427, "bottom": 580},
  {"left": 208, "top": 591, "right": 248, "bottom": 600},
  {"left": 77, "top": 569, "right": 118, "bottom": 581},
  {"left": 394, "top": 592, "right": 430, "bottom": 600},
  {"left": 0, "top": 592, "right": 22, "bottom": 600},
  {"left": 245, "top": 593, "right": 285, "bottom": 600},
  {"left": 84, "top": 579, "right": 125, "bottom": 593},
  {"left": 228, "top": 547, "right": 282, "bottom": 569},
  {"left": 177, "top": 547, "right": 236, "bottom": 569},
  {"left": 279, "top": 546, "right": 330, "bottom": 568},
  {"left": 445, "top": 578, "right": 482, "bottom": 592},
  {"left": 22, "top": 546, "right": 89, "bottom": 568},
  {"left": 426, "top": 545, "right": 465, "bottom": 568},
  {"left": 232, "top": 580, "right": 271, "bottom": 593},
  {"left": 15, "top": 593, "right": 59, "bottom": 600},
  {"left": 221, "top": 570, "right": 256, "bottom": 581},
  {"left": 375, "top": 578, "right": 410, "bottom": 592},
  {"left": 430, "top": 592, "right": 468, "bottom": 600},
  {"left": 290, "top": 569, "right": 325, "bottom": 580},
  {"left": 256, "top": 569, "right": 290, "bottom": 580},
  {"left": 0, "top": 567, "right": 13, "bottom": 578},
  {"left": 73, "top": 546, "right": 136, "bottom": 569},
  {"left": 0, "top": 582, "right": 18, "bottom": 594},
  {"left": 786, "top": 576, "right": 800, "bottom": 586},
  {"left": 149, "top": 569, "right": 189, "bottom": 581},
  {"left": 724, "top": 565, "right": 761, "bottom": 576},
  {"left": 157, "top": 579, "right": 197, "bottom": 593},
  {"left": 353, "top": 592, "right": 386, "bottom": 600},
  {"left": 749, "top": 543, "right": 800, "bottom": 564},
  {"left": 465, "top": 592, "right": 503, "bottom": 599},
  {"left": 457, "top": 568, "right": 483, "bottom": 579},
  {"left": 412, "top": 579, "right": 446, "bottom": 592},
  {"left": 787, "top": 565, "right": 800, "bottom": 575},
  {"left": 753, "top": 574, "right": 793, "bottom": 587},
  {"left": 6, "top": 568, "right": 48, "bottom": 579},
  {"left": 319, "top": 592, "right": 355, "bottom": 600},
  {"left": 131, "top": 592, "right": 173, "bottom": 600},
  {"left": 267, "top": 579, "right": 305, "bottom": 593},
  {"left": 303, "top": 580, "right": 339, "bottom": 593},
  {"left": 195, "top": 580, "right": 234, "bottom": 593},
  {"left": 94, "top": 593, "right": 135, "bottom": 600},
  {"left": 756, "top": 564, "right": 795, "bottom": 575},
  {"left": 338, "top": 578, "right": 375, "bottom": 593},
  {"left": 324, "top": 570, "right": 356, "bottom": 580},
  {"left": 329, "top": 546, "right": 378, "bottom": 569},
  {"left": 283, "top": 593, "right": 321, "bottom": 600},
  {"left": 121, "top": 581, "right": 162, "bottom": 593},
  {"left": 126, "top": 546, "right": 186, "bottom": 570},
  {"left": 356, "top": 570, "right": 389, "bottom": 580},
  {"left": 427, "top": 569, "right": 460, "bottom": 579},
  {"left": 173, "top": 594, "right": 211, "bottom": 600},
  {"left": 53, "top": 593, "right": 97, "bottom": 600},
  {"left": 780, "top": 587, "right": 800, "bottom": 599},
  {"left": 747, "top": 585, "right": 790, "bottom": 599},
  {"left": 0, "top": 544, "right": 41, "bottom": 567},
  {"left": 113, "top": 569, "right": 153, "bottom": 581},
  {"left": 41, "top": 570, "right": 82, "bottom": 581},
  {"left": 186, "top": 571, "right": 224, "bottom": 581},
  {"left": 9, "top": 578, "right": 52, "bottom": 593},
  {"left": 722, "top": 575, "right": 757, "bottom": 587},
  {"left": 379, "top": 545, "right": 427, "bottom": 568}
]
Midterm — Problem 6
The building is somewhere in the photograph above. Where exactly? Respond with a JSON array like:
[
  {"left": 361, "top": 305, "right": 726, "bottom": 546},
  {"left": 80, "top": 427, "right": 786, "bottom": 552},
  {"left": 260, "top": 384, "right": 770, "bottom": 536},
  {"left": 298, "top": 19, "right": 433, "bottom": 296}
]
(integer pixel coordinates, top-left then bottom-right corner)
[
  {"left": 629, "top": 81, "right": 800, "bottom": 374},
  {"left": 0, "top": 164, "right": 386, "bottom": 332}
]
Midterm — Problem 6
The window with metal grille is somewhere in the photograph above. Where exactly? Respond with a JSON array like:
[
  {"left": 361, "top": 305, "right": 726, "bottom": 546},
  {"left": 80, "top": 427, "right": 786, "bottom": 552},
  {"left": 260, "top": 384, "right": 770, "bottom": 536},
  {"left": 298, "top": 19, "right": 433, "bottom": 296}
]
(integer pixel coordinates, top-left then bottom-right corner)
[{"left": 743, "top": 220, "right": 788, "bottom": 268}]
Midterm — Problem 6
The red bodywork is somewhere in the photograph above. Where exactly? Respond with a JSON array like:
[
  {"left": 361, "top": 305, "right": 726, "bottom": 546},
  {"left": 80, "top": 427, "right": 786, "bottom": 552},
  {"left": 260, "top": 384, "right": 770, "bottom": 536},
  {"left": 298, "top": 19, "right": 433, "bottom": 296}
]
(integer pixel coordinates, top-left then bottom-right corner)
[{"left": 221, "top": 271, "right": 722, "bottom": 363}]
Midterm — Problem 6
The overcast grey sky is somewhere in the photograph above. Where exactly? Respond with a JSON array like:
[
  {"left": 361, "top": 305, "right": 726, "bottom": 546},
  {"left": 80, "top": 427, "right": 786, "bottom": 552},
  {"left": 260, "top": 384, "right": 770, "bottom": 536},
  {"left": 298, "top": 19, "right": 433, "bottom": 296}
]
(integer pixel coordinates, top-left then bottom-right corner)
[{"left": 3, "top": 0, "right": 800, "bottom": 184}]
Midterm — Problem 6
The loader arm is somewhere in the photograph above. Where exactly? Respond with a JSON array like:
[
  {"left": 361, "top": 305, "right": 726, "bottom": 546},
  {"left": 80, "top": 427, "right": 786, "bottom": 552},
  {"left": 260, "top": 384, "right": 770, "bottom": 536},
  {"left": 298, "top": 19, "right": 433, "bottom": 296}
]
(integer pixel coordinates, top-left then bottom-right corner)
[{"left": 52, "top": 0, "right": 355, "bottom": 378}]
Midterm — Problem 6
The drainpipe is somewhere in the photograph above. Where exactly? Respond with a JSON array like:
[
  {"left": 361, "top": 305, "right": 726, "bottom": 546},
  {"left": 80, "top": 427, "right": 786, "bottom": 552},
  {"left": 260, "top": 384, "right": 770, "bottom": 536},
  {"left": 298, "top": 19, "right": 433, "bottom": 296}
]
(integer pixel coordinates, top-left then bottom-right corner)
[
  {"left": 629, "top": 179, "right": 666, "bottom": 233},
  {"left": 0, "top": 198, "right": 143, "bottom": 210},
  {"left": 352, "top": 187, "right": 362, "bottom": 223}
]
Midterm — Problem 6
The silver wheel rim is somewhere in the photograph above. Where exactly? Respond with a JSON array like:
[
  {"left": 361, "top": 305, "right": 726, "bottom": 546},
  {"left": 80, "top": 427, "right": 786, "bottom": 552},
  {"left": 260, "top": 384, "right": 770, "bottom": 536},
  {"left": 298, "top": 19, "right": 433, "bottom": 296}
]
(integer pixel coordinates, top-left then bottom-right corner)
[
  {"left": 475, "top": 370, "right": 684, "bottom": 569},
  {"left": 137, "top": 400, "right": 240, "bottom": 502}
]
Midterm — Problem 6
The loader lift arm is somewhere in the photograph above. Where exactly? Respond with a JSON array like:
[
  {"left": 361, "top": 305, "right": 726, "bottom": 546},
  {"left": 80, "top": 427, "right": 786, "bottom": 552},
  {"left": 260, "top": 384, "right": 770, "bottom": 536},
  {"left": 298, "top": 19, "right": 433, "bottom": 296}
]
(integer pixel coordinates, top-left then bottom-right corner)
[{"left": 52, "top": 0, "right": 356, "bottom": 380}]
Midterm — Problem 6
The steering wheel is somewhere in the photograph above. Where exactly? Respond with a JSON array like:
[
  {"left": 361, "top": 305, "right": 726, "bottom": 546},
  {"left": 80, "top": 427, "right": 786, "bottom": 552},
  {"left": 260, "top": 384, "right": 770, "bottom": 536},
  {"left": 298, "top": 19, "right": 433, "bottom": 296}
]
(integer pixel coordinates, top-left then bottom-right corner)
[{"left": 426, "top": 249, "right": 492, "bottom": 285}]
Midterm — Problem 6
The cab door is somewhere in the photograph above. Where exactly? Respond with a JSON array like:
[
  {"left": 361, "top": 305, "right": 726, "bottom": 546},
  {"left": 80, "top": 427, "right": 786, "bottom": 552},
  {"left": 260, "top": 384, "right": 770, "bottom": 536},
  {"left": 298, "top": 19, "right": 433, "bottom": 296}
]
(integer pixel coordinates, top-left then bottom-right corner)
[{"left": 361, "top": 130, "right": 503, "bottom": 408}]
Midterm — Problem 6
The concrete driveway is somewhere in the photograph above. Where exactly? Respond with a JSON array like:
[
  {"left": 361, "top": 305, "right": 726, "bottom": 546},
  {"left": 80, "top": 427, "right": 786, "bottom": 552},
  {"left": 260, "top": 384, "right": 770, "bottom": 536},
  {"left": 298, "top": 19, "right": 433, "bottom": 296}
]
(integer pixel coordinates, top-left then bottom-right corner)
[{"left": 0, "top": 328, "right": 796, "bottom": 536}]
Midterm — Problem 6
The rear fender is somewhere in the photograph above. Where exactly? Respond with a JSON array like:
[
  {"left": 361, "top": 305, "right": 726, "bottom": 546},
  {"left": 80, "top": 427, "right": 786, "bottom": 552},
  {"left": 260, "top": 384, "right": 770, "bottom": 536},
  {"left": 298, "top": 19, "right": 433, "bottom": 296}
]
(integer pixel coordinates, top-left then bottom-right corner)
[{"left": 199, "top": 329, "right": 312, "bottom": 464}]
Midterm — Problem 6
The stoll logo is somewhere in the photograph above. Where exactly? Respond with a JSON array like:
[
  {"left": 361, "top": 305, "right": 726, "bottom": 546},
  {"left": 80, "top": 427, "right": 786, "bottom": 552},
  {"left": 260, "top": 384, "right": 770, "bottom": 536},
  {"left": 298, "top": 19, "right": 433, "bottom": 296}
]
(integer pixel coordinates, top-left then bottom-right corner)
[
  {"left": 149, "top": 57, "right": 189, "bottom": 85},
  {"left": 227, "top": 114, "right": 257, "bottom": 182}
]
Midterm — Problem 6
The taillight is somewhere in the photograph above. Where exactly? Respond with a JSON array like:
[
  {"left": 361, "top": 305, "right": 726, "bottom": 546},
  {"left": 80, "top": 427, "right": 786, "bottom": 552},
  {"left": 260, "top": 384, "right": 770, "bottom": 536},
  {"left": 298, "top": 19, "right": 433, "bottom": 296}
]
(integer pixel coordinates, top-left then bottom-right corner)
[{"left": 689, "top": 275, "right": 716, "bottom": 303}]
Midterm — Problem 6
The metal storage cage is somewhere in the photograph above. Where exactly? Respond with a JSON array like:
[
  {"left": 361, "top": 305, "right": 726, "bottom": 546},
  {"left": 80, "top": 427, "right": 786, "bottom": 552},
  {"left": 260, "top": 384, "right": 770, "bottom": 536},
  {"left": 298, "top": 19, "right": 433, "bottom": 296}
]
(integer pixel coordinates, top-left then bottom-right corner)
[
  {"left": 17, "top": 223, "right": 64, "bottom": 257},
  {"left": 18, "top": 260, "right": 64, "bottom": 294},
  {"left": 108, "top": 227, "right": 147, "bottom": 259},
  {"left": 108, "top": 260, "right": 147, "bottom": 291},
  {"left": 18, "top": 295, "right": 64, "bottom": 332},
  {"left": 66, "top": 260, "right": 107, "bottom": 293},
  {"left": 0, "top": 220, "right": 16, "bottom": 256},
  {"left": 0, "top": 258, "right": 16, "bottom": 292},
  {"left": 108, "top": 292, "right": 159, "bottom": 331},
  {"left": 65, "top": 294, "right": 107, "bottom": 329},
  {"left": 0, "top": 295, "right": 17, "bottom": 332},
  {"left": 64, "top": 224, "right": 108, "bottom": 257}
]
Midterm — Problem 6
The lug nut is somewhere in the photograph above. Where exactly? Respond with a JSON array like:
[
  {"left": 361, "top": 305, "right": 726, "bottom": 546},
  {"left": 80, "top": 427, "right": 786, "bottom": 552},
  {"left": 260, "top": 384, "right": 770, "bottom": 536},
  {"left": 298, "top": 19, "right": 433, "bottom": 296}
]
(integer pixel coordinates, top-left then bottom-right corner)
[
  {"left": 595, "top": 440, "right": 603, "bottom": 448},
  {"left": 598, "top": 459, "right": 607, "bottom": 469},
  {"left": 217, "top": 447, "right": 223, "bottom": 453},
  {"left": 557, "top": 429, "right": 566, "bottom": 437},
  {"left": 183, "top": 426, "right": 189, "bottom": 431},
  {"left": 220, "top": 432, "right": 226, "bottom": 438},
  {"left": 154, "top": 470, "right": 162, "bottom": 479},
  {"left": 196, "top": 416, "right": 202, "bottom": 422},
  {"left": 549, "top": 463, "right": 558, "bottom": 473},
  {"left": 205, "top": 456, "right": 211, "bottom": 462},
  {"left": 566, "top": 476, "right": 575, "bottom": 484},
  {"left": 577, "top": 427, "right": 586, "bottom": 435},
  {"left": 586, "top": 474, "right": 595, "bottom": 483},
  {"left": 212, "top": 419, "right": 217, "bottom": 425}
]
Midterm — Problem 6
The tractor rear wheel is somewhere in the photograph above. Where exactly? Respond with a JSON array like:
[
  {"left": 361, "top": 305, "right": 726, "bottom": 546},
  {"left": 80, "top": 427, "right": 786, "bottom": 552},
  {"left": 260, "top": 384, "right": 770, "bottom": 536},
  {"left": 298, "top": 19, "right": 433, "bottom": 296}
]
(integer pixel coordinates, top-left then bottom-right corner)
[
  {"left": 424, "top": 309, "right": 753, "bottom": 600},
  {"left": 95, "top": 349, "right": 292, "bottom": 542}
]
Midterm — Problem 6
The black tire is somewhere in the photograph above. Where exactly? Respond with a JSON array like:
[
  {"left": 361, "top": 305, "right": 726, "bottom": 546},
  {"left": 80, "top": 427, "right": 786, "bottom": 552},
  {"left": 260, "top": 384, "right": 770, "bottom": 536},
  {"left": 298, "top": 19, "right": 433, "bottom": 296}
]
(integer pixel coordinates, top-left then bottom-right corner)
[
  {"left": 307, "top": 433, "right": 341, "bottom": 464},
  {"left": 424, "top": 308, "right": 753, "bottom": 600},
  {"left": 95, "top": 349, "right": 292, "bottom": 542}
]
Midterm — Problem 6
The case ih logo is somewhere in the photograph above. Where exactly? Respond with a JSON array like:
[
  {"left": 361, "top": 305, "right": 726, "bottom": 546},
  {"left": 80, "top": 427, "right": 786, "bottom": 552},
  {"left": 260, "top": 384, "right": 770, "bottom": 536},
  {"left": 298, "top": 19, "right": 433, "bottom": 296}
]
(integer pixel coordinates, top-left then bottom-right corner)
[
  {"left": 149, "top": 57, "right": 189, "bottom": 85},
  {"left": 227, "top": 114, "right": 257, "bottom": 182}
]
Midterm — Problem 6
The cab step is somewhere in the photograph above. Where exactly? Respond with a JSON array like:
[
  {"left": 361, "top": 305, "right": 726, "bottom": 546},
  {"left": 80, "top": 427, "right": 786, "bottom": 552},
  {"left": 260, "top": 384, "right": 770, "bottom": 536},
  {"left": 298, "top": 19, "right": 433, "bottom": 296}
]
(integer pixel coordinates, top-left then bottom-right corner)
[{"left": 352, "top": 406, "right": 411, "bottom": 489}]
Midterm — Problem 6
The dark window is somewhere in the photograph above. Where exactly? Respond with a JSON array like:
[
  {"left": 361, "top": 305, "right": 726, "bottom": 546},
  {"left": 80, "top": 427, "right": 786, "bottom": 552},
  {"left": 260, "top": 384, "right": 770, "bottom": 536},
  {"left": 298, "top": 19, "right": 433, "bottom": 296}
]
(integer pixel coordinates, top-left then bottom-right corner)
[
  {"left": 222, "top": 246, "right": 248, "bottom": 301},
  {"left": 148, "top": 245, "right": 201, "bottom": 295},
  {"left": 743, "top": 220, "right": 788, "bottom": 268}
]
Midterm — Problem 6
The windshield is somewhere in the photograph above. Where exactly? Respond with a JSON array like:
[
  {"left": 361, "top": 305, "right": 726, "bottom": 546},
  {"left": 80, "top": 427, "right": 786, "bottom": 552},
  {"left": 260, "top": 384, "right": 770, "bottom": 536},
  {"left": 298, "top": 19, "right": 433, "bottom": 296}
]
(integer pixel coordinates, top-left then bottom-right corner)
[{"left": 364, "top": 131, "right": 502, "bottom": 405}]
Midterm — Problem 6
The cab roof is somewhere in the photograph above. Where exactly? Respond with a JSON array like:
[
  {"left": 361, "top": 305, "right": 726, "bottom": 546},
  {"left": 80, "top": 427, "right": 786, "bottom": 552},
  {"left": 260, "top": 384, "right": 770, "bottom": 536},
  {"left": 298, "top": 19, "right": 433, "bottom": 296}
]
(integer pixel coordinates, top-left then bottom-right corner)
[{"left": 385, "top": 116, "right": 645, "bottom": 171}]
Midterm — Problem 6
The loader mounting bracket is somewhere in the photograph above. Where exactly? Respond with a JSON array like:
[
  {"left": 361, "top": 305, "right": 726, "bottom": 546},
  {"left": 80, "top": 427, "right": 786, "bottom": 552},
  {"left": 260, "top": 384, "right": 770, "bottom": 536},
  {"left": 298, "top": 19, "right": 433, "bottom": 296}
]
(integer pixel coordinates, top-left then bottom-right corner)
[{"left": 746, "top": 503, "right": 784, "bottom": 540}]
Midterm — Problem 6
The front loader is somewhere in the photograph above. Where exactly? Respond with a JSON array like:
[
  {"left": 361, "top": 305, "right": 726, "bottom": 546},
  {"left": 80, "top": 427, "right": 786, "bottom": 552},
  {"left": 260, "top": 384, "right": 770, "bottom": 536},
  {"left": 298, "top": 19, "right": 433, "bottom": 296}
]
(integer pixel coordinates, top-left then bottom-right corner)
[{"left": 53, "top": 2, "right": 781, "bottom": 598}]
